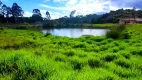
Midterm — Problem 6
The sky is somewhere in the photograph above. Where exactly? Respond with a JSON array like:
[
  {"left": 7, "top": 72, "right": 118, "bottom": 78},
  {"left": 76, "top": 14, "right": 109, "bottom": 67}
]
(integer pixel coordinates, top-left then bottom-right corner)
[{"left": 1, "top": 0, "right": 142, "bottom": 19}]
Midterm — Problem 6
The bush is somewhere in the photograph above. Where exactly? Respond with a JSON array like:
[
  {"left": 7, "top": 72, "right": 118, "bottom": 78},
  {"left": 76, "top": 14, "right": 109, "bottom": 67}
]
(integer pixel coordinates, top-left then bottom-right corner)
[
  {"left": 106, "top": 24, "right": 126, "bottom": 39},
  {"left": 106, "top": 29, "right": 120, "bottom": 39},
  {"left": 121, "top": 31, "right": 131, "bottom": 39}
]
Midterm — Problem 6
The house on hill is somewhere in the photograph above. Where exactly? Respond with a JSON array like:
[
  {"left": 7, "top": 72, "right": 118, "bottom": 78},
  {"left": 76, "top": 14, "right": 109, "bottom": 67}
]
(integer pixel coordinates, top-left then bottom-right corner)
[{"left": 119, "top": 18, "right": 142, "bottom": 24}]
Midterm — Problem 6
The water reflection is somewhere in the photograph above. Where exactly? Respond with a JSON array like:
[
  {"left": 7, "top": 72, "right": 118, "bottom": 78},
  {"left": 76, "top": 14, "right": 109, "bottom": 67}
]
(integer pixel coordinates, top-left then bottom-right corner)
[{"left": 42, "top": 28, "right": 109, "bottom": 38}]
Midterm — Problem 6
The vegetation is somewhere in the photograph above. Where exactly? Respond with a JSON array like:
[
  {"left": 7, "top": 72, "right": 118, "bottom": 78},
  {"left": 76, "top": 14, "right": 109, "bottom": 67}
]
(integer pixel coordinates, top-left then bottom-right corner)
[
  {"left": 1, "top": 0, "right": 142, "bottom": 29},
  {"left": 0, "top": 24, "right": 142, "bottom": 80},
  {"left": 54, "top": 8, "right": 140, "bottom": 26},
  {"left": 106, "top": 24, "right": 127, "bottom": 39}
]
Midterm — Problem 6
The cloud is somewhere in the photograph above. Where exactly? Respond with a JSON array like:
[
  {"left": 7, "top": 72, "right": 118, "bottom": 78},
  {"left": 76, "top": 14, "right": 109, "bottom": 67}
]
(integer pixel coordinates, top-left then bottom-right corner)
[
  {"left": 24, "top": 11, "right": 32, "bottom": 17},
  {"left": 110, "top": 0, "right": 142, "bottom": 9},
  {"left": 40, "top": 0, "right": 110, "bottom": 16},
  {"left": 39, "top": 4, "right": 69, "bottom": 11},
  {"left": 39, "top": 0, "right": 142, "bottom": 19},
  {"left": 48, "top": 10, "right": 68, "bottom": 19}
]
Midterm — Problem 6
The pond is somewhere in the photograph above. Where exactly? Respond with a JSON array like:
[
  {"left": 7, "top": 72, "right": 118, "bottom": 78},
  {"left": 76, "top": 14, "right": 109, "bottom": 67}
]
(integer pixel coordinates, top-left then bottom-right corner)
[{"left": 42, "top": 28, "right": 109, "bottom": 38}]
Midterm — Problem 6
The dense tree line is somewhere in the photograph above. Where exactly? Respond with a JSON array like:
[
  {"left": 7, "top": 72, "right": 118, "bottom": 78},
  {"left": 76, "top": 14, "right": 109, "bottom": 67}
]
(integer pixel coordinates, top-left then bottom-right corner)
[
  {"left": 1, "top": 0, "right": 142, "bottom": 28},
  {"left": 55, "top": 8, "right": 142, "bottom": 25}
]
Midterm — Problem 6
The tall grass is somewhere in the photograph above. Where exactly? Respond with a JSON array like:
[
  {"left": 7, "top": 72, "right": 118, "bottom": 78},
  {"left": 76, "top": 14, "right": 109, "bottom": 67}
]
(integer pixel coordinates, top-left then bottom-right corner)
[{"left": 0, "top": 24, "right": 142, "bottom": 79}]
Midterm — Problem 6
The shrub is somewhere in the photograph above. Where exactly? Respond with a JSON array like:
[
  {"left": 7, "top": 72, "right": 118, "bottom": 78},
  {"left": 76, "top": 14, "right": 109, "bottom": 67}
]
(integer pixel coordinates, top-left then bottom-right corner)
[
  {"left": 121, "top": 31, "right": 131, "bottom": 39},
  {"left": 106, "top": 29, "right": 120, "bottom": 39},
  {"left": 106, "top": 24, "right": 126, "bottom": 39}
]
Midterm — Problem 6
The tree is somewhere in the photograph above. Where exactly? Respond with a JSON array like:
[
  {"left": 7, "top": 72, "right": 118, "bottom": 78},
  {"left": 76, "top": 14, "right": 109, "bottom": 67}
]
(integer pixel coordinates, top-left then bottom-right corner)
[
  {"left": 70, "top": 10, "right": 76, "bottom": 18},
  {"left": 32, "top": 9, "right": 41, "bottom": 16},
  {"left": 31, "top": 9, "right": 43, "bottom": 22},
  {"left": 1, "top": 4, "right": 7, "bottom": 17},
  {"left": 46, "top": 11, "right": 51, "bottom": 20},
  {"left": 0, "top": 0, "right": 3, "bottom": 15},
  {"left": 11, "top": 3, "right": 24, "bottom": 17},
  {"left": 6, "top": 7, "right": 11, "bottom": 17},
  {"left": 0, "top": 0, "right": 2, "bottom": 6}
]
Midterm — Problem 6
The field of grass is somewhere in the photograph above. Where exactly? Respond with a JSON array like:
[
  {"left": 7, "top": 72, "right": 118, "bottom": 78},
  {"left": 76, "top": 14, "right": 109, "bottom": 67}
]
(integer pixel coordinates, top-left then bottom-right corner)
[
  {"left": 82, "top": 23, "right": 116, "bottom": 28},
  {"left": 0, "top": 24, "right": 142, "bottom": 80}
]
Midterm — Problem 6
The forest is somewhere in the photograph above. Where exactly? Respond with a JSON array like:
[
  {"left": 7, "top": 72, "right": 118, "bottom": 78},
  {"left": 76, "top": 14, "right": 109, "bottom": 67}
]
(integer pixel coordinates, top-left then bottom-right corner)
[{"left": 1, "top": 1, "right": 142, "bottom": 28}]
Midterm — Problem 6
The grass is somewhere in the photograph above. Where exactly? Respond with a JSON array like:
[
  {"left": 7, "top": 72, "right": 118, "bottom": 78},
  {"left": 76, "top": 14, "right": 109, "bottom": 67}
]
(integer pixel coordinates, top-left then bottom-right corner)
[
  {"left": 0, "top": 24, "right": 142, "bottom": 80},
  {"left": 52, "top": 23, "right": 116, "bottom": 28},
  {"left": 82, "top": 23, "right": 116, "bottom": 28}
]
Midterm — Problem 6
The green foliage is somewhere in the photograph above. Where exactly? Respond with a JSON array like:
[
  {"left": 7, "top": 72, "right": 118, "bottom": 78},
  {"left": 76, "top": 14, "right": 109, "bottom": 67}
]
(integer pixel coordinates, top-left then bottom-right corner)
[
  {"left": 106, "top": 24, "right": 128, "bottom": 39},
  {"left": 0, "top": 24, "right": 142, "bottom": 79}
]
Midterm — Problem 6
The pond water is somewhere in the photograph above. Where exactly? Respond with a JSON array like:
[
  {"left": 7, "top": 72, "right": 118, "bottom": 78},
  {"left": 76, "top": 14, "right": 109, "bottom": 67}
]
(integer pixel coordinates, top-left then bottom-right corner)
[{"left": 42, "top": 28, "right": 109, "bottom": 38}]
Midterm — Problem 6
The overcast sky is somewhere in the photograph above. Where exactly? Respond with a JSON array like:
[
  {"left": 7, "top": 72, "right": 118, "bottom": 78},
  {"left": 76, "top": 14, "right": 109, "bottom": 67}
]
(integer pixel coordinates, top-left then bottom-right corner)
[{"left": 1, "top": 0, "right": 142, "bottom": 19}]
